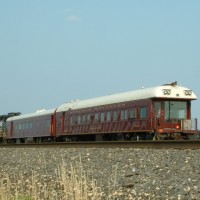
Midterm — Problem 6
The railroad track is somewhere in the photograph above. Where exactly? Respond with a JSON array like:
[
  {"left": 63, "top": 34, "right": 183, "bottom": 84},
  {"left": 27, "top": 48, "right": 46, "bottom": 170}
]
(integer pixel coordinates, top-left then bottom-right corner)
[{"left": 1, "top": 140, "right": 200, "bottom": 149}]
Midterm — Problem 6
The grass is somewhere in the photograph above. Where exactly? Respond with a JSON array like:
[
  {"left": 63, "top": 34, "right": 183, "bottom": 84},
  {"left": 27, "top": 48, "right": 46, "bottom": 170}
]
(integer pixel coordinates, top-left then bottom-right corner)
[{"left": 0, "top": 159, "right": 122, "bottom": 200}]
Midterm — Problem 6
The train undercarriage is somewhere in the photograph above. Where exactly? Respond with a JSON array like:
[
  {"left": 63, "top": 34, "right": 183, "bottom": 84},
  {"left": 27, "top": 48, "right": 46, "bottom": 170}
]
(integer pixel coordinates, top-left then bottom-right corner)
[{"left": 2, "top": 130, "right": 199, "bottom": 144}]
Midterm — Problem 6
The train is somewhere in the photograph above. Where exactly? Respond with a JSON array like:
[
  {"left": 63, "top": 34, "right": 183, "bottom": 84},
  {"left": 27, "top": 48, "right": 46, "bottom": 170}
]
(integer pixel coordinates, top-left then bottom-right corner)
[{"left": 0, "top": 82, "right": 199, "bottom": 143}]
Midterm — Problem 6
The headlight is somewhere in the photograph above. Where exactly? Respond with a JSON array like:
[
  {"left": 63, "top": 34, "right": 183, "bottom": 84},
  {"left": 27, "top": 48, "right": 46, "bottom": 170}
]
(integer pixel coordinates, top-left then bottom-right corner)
[
  {"left": 184, "top": 90, "right": 192, "bottom": 96},
  {"left": 163, "top": 89, "right": 171, "bottom": 95}
]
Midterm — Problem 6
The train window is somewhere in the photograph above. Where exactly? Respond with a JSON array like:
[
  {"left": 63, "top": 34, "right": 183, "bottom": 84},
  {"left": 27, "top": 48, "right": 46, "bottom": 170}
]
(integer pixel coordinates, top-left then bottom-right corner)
[
  {"left": 155, "top": 102, "right": 161, "bottom": 118},
  {"left": 87, "top": 114, "right": 91, "bottom": 123},
  {"left": 46, "top": 120, "right": 51, "bottom": 127},
  {"left": 129, "top": 109, "right": 137, "bottom": 119},
  {"left": 82, "top": 115, "right": 86, "bottom": 124},
  {"left": 121, "top": 110, "right": 125, "bottom": 120},
  {"left": 121, "top": 110, "right": 129, "bottom": 120},
  {"left": 101, "top": 113, "right": 105, "bottom": 122},
  {"left": 78, "top": 116, "right": 81, "bottom": 124},
  {"left": 125, "top": 110, "right": 128, "bottom": 120},
  {"left": 107, "top": 112, "right": 111, "bottom": 121},
  {"left": 74, "top": 116, "right": 78, "bottom": 124},
  {"left": 165, "top": 101, "right": 187, "bottom": 121},
  {"left": 29, "top": 122, "right": 32, "bottom": 128},
  {"left": 70, "top": 117, "right": 73, "bottom": 125},
  {"left": 113, "top": 111, "right": 119, "bottom": 121},
  {"left": 94, "top": 113, "right": 99, "bottom": 123},
  {"left": 19, "top": 124, "right": 21, "bottom": 130},
  {"left": 26, "top": 123, "right": 29, "bottom": 129},
  {"left": 140, "top": 108, "right": 147, "bottom": 119},
  {"left": 22, "top": 123, "right": 25, "bottom": 129}
]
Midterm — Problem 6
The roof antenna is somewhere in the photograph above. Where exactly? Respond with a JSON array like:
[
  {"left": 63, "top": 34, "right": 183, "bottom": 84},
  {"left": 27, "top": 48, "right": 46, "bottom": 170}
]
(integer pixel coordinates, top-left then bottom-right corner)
[{"left": 171, "top": 81, "right": 177, "bottom": 86}]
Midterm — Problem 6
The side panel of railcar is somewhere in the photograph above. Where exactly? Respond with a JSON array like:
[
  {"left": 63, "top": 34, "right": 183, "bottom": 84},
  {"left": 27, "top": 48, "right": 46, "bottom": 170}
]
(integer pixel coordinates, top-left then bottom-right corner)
[
  {"left": 6, "top": 114, "right": 52, "bottom": 140},
  {"left": 56, "top": 99, "right": 153, "bottom": 137}
]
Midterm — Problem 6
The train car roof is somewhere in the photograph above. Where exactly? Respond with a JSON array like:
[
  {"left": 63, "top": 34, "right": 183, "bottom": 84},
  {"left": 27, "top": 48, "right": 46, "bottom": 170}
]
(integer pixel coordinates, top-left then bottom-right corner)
[
  {"left": 6, "top": 83, "right": 198, "bottom": 121},
  {"left": 7, "top": 109, "right": 55, "bottom": 122},
  {"left": 57, "top": 83, "right": 197, "bottom": 112}
]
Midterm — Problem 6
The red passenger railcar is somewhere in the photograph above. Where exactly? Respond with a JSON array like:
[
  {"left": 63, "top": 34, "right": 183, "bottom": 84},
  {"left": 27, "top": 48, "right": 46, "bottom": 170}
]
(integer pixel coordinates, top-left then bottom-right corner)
[
  {"left": 6, "top": 109, "right": 55, "bottom": 143},
  {"left": 55, "top": 82, "right": 198, "bottom": 141},
  {"left": 4, "top": 82, "right": 198, "bottom": 143}
]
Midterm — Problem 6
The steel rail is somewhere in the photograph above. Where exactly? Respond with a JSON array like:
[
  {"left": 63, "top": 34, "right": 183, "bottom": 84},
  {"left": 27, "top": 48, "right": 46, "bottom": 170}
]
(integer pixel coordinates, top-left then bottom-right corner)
[{"left": 0, "top": 140, "right": 200, "bottom": 149}]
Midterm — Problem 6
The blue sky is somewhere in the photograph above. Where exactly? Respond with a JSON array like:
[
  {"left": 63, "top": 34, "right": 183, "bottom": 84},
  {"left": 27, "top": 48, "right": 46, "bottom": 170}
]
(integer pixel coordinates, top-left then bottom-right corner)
[{"left": 0, "top": 1, "right": 200, "bottom": 122}]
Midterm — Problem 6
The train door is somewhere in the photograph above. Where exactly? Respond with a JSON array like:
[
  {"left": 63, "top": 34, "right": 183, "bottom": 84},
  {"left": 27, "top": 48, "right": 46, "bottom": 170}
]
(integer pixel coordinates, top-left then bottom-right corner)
[
  {"left": 62, "top": 112, "right": 65, "bottom": 133},
  {"left": 10, "top": 122, "right": 13, "bottom": 137},
  {"left": 154, "top": 101, "right": 164, "bottom": 129},
  {"left": 51, "top": 114, "right": 56, "bottom": 137}
]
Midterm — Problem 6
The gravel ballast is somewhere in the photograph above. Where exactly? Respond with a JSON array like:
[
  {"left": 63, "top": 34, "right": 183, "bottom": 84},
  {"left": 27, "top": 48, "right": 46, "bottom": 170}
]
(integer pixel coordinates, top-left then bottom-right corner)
[{"left": 0, "top": 147, "right": 200, "bottom": 199}]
